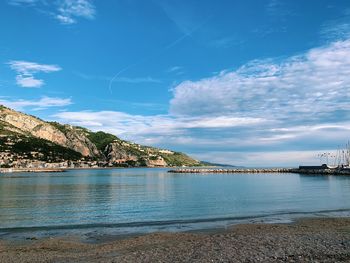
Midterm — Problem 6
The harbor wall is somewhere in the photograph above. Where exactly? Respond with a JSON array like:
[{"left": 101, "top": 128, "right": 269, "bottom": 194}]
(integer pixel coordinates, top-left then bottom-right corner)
[{"left": 168, "top": 168, "right": 350, "bottom": 175}]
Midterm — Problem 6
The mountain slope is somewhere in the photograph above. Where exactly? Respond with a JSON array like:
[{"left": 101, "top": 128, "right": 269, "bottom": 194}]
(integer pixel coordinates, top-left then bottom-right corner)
[
  {"left": 0, "top": 106, "right": 99, "bottom": 157},
  {"left": 0, "top": 105, "right": 201, "bottom": 168}
]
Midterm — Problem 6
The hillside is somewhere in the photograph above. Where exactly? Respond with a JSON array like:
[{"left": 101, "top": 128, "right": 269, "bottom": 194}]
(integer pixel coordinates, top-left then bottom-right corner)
[{"left": 0, "top": 105, "right": 201, "bottom": 168}]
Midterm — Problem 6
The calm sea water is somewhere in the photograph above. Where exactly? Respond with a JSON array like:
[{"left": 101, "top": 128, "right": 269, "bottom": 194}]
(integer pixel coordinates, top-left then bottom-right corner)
[{"left": 0, "top": 168, "right": 350, "bottom": 240}]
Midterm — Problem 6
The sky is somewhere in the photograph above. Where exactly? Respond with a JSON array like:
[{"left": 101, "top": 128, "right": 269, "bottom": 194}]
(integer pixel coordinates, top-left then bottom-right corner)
[{"left": 1, "top": 0, "right": 350, "bottom": 166}]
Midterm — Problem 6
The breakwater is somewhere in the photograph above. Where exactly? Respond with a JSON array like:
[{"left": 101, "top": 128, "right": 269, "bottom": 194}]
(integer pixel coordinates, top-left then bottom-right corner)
[
  {"left": 169, "top": 168, "right": 292, "bottom": 173},
  {"left": 168, "top": 168, "right": 350, "bottom": 175}
]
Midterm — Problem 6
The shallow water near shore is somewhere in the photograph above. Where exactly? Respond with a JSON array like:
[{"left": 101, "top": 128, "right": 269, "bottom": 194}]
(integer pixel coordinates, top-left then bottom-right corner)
[{"left": 0, "top": 168, "right": 350, "bottom": 242}]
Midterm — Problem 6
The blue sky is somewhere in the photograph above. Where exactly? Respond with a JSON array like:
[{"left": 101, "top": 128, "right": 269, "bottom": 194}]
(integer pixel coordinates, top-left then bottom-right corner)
[{"left": 1, "top": 0, "right": 350, "bottom": 166}]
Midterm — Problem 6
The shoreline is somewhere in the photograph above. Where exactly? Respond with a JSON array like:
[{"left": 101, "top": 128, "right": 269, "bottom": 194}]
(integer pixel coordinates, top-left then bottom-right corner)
[
  {"left": 2, "top": 207, "right": 349, "bottom": 236},
  {"left": 0, "top": 168, "right": 66, "bottom": 173},
  {"left": 0, "top": 166, "right": 167, "bottom": 174},
  {"left": 0, "top": 166, "right": 184, "bottom": 174},
  {"left": 1, "top": 217, "right": 349, "bottom": 262}
]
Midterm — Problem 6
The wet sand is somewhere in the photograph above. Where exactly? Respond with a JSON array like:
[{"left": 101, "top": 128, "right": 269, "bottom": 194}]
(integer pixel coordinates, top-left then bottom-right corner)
[{"left": 0, "top": 218, "right": 349, "bottom": 262}]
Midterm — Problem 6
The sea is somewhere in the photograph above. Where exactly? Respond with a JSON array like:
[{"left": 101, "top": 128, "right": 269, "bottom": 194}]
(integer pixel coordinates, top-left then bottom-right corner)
[{"left": 0, "top": 168, "right": 349, "bottom": 242}]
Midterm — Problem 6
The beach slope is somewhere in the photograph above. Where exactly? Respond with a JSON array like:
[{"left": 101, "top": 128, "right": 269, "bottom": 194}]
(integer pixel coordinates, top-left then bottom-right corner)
[{"left": 1, "top": 218, "right": 349, "bottom": 262}]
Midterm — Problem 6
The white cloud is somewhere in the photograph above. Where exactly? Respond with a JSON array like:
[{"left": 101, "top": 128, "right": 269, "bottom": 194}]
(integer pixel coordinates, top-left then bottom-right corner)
[
  {"left": 56, "top": 14, "right": 76, "bottom": 24},
  {"left": 320, "top": 9, "right": 350, "bottom": 41},
  {"left": 321, "top": 22, "right": 350, "bottom": 41},
  {"left": 8, "top": 60, "right": 61, "bottom": 88},
  {"left": 0, "top": 96, "right": 72, "bottom": 111},
  {"left": 56, "top": 0, "right": 96, "bottom": 24},
  {"left": 8, "top": 0, "right": 96, "bottom": 25},
  {"left": 15, "top": 75, "right": 44, "bottom": 88},
  {"left": 170, "top": 39, "right": 350, "bottom": 121},
  {"left": 8, "top": 60, "right": 61, "bottom": 74},
  {"left": 53, "top": 111, "right": 264, "bottom": 139}
]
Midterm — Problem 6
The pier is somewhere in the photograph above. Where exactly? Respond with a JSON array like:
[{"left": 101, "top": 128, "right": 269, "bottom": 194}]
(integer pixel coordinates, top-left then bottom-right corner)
[
  {"left": 168, "top": 168, "right": 350, "bottom": 175},
  {"left": 168, "top": 168, "right": 292, "bottom": 173}
]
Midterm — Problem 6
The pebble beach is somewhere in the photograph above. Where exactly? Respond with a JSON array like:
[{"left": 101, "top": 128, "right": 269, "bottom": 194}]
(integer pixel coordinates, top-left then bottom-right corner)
[{"left": 1, "top": 218, "right": 349, "bottom": 262}]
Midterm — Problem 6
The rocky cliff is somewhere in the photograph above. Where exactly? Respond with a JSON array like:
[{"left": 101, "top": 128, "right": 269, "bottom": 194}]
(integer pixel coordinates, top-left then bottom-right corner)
[
  {"left": 0, "top": 105, "right": 201, "bottom": 168},
  {"left": 0, "top": 106, "right": 99, "bottom": 157}
]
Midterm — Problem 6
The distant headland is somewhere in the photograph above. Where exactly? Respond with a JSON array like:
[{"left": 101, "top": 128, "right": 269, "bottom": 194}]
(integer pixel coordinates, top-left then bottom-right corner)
[{"left": 0, "top": 105, "right": 201, "bottom": 170}]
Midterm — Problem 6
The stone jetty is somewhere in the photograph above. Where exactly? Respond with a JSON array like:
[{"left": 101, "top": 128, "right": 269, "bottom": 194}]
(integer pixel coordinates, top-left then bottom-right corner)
[
  {"left": 168, "top": 168, "right": 292, "bottom": 173},
  {"left": 168, "top": 168, "right": 350, "bottom": 175}
]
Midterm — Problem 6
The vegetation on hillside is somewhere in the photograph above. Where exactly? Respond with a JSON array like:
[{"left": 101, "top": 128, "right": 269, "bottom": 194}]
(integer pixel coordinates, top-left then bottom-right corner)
[
  {"left": 160, "top": 152, "right": 200, "bottom": 167},
  {"left": 85, "top": 131, "right": 118, "bottom": 151},
  {"left": 0, "top": 135, "right": 82, "bottom": 161},
  {"left": 49, "top": 121, "right": 71, "bottom": 134}
]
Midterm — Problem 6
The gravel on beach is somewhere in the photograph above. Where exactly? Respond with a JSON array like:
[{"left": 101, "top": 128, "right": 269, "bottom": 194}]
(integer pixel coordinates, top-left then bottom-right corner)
[{"left": 0, "top": 218, "right": 349, "bottom": 262}]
